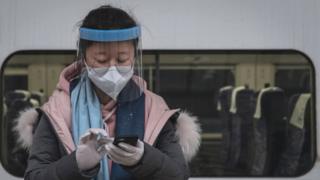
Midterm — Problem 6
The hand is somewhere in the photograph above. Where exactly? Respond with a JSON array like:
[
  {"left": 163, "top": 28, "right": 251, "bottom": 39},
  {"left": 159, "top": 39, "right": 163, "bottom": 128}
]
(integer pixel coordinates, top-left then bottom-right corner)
[
  {"left": 105, "top": 139, "right": 144, "bottom": 166},
  {"left": 76, "top": 128, "right": 110, "bottom": 170}
]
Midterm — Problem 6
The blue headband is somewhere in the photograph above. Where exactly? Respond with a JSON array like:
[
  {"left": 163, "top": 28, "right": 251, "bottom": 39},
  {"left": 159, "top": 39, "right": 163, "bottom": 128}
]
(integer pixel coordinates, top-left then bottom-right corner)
[{"left": 79, "top": 26, "right": 140, "bottom": 42}]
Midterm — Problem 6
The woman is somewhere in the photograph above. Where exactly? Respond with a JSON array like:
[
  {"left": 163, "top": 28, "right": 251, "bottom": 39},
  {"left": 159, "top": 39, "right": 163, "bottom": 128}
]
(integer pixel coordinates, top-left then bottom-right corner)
[{"left": 16, "top": 5, "right": 201, "bottom": 180}]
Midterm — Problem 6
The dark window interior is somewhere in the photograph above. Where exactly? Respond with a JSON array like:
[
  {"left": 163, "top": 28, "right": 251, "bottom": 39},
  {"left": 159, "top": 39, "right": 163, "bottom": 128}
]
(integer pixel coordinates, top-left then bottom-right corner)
[{"left": 0, "top": 51, "right": 316, "bottom": 178}]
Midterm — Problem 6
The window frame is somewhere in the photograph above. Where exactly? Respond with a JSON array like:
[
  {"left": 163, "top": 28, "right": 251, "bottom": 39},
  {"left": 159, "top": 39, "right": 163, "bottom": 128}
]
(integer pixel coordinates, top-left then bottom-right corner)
[{"left": 0, "top": 49, "right": 317, "bottom": 177}]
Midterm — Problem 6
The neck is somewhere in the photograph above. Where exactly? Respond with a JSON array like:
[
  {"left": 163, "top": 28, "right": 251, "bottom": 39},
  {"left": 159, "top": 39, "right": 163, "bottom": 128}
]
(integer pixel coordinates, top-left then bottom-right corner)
[{"left": 94, "top": 86, "right": 112, "bottom": 105}]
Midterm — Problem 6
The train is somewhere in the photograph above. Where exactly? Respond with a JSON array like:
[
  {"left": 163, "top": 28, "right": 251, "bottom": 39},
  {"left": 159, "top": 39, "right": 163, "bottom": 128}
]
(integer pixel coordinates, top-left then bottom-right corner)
[{"left": 0, "top": 0, "right": 319, "bottom": 179}]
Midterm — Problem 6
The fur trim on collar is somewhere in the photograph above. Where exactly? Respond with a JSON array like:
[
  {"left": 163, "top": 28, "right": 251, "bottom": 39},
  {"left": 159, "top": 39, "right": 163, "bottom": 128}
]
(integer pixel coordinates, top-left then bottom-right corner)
[
  {"left": 13, "top": 108, "right": 201, "bottom": 161},
  {"left": 175, "top": 111, "right": 201, "bottom": 162},
  {"left": 13, "top": 108, "right": 39, "bottom": 150}
]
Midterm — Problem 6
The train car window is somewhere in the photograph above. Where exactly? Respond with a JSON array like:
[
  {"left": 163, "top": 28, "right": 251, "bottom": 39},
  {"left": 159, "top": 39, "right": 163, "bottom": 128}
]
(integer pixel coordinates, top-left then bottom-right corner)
[
  {"left": 0, "top": 52, "right": 75, "bottom": 176},
  {"left": 0, "top": 50, "right": 316, "bottom": 177},
  {"left": 157, "top": 51, "right": 315, "bottom": 177}
]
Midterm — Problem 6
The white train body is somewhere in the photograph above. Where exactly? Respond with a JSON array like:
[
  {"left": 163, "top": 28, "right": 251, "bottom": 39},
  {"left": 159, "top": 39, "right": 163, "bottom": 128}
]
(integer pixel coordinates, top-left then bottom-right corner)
[{"left": 0, "top": 0, "right": 319, "bottom": 179}]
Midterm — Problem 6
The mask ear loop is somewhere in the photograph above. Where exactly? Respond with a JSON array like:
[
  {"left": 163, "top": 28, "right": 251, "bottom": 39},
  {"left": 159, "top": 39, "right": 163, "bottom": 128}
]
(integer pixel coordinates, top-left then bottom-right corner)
[
  {"left": 83, "top": 59, "right": 88, "bottom": 68},
  {"left": 82, "top": 59, "right": 94, "bottom": 74}
]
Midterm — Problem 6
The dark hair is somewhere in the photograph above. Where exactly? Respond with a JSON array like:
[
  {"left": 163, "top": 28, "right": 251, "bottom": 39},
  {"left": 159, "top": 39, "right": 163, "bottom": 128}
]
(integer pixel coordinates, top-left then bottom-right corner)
[{"left": 77, "top": 5, "right": 138, "bottom": 60}]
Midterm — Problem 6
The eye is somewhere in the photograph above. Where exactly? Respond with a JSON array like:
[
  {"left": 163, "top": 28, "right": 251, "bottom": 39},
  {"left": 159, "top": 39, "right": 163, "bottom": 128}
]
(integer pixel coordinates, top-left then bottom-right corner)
[
  {"left": 117, "top": 54, "right": 129, "bottom": 63},
  {"left": 117, "top": 58, "right": 128, "bottom": 63},
  {"left": 95, "top": 58, "right": 104, "bottom": 61},
  {"left": 94, "top": 56, "right": 107, "bottom": 62}
]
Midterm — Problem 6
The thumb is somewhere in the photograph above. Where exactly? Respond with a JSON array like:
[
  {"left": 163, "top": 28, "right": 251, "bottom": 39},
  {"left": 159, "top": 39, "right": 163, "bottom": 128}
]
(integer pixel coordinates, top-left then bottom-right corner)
[{"left": 137, "top": 139, "right": 144, "bottom": 149}]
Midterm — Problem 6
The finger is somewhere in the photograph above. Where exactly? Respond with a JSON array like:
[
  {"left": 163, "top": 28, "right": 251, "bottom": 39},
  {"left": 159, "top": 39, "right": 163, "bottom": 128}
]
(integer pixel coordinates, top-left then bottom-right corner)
[
  {"left": 107, "top": 152, "right": 121, "bottom": 164},
  {"left": 90, "top": 128, "right": 108, "bottom": 136},
  {"left": 105, "top": 145, "right": 126, "bottom": 163},
  {"left": 118, "top": 143, "right": 136, "bottom": 153},
  {"left": 97, "top": 138, "right": 112, "bottom": 146},
  {"left": 88, "top": 129, "right": 99, "bottom": 139},
  {"left": 97, "top": 136, "right": 113, "bottom": 145},
  {"left": 80, "top": 132, "right": 91, "bottom": 139},
  {"left": 96, "top": 145, "right": 106, "bottom": 156},
  {"left": 137, "top": 140, "right": 144, "bottom": 148},
  {"left": 98, "top": 142, "right": 113, "bottom": 153},
  {"left": 79, "top": 132, "right": 91, "bottom": 144},
  {"left": 109, "top": 144, "right": 134, "bottom": 158}
]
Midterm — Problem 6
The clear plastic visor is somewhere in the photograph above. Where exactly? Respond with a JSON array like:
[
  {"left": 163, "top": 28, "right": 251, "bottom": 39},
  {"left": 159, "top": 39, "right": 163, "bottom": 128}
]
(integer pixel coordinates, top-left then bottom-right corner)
[{"left": 78, "top": 27, "right": 144, "bottom": 102}]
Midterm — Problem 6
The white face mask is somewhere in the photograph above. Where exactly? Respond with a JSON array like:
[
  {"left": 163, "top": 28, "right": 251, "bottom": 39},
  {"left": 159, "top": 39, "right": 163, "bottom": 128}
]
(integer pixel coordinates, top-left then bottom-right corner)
[{"left": 86, "top": 64, "right": 134, "bottom": 100}]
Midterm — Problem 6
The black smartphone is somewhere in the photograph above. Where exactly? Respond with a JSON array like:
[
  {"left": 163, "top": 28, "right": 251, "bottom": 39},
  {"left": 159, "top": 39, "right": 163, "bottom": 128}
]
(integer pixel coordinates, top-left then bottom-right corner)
[{"left": 113, "top": 136, "right": 138, "bottom": 146}]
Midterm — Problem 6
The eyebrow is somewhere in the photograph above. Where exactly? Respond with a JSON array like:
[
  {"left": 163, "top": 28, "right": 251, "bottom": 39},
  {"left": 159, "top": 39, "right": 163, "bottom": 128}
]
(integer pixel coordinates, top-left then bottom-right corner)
[
  {"left": 118, "top": 51, "right": 130, "bottom": 55},
  {"left": 94, "top": 51, "right": 106, "bottom": 56}
]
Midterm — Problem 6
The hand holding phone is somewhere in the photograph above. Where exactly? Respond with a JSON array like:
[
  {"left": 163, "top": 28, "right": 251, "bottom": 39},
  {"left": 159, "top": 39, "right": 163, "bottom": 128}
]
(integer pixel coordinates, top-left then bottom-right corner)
[{"left": 106, "top": 138, "right": 144, "bottom": 166}]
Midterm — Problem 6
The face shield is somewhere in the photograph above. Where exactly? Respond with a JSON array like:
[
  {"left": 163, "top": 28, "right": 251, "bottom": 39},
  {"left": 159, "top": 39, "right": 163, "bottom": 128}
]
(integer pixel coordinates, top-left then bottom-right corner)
[{"left": 78, "top": 26, "right": 144, "bottom": 102}]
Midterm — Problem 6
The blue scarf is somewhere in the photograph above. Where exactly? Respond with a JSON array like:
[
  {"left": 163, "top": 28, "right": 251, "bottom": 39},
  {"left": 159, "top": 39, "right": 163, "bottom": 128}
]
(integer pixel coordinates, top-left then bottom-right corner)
[
  {"left": 111, "top": 80, "right": 145, "bottom": 180},
  {"left": 71, "top": 73, "right": 145, "bottom": 180},
  {"left": 71, "top": 72, "right": 109, "bottom": 180}
]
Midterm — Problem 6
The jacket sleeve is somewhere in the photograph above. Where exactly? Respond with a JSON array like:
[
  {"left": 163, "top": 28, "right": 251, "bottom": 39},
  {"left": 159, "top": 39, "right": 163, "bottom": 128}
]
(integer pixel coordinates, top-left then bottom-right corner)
[
  {"left": 124, "top": 119, "right": 189, "bottom": 180},
  {"left": 24, "top": 114, "right": 99, "bottom": 180}
]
